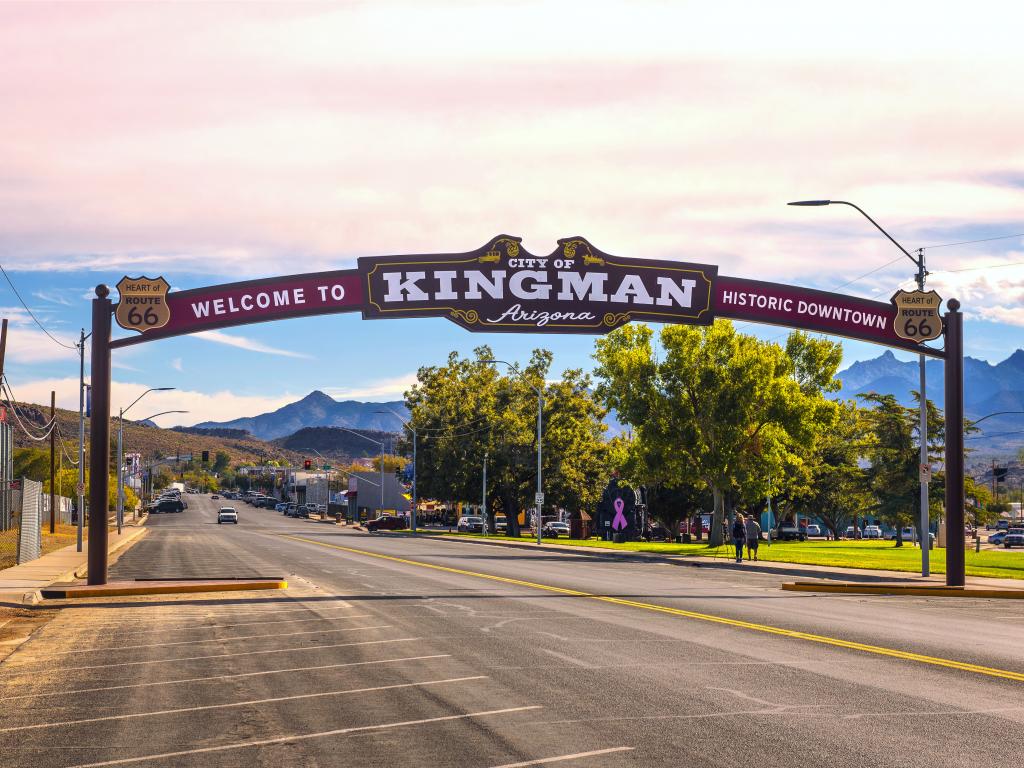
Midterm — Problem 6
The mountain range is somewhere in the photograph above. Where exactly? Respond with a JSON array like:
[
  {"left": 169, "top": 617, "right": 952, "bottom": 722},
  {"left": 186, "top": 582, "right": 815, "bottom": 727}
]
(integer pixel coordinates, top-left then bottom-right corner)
[
  {"left": 195, "top": 391, "right": 408, "bottom": 440},
  {"left": 194, "top": 349, "right": 1024, "bottom": 458}
]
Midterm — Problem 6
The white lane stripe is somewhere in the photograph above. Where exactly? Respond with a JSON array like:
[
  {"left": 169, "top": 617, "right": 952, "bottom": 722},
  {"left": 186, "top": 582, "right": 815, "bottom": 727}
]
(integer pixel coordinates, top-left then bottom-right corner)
[
  {"left": 487, "top": 748, "right": 636, "bottom": 767},
  {"left": 65, "top": 637, "right": 421, "bottom": 671},
  {"left": 46, "top": 625, "right": 390, "bottom": 654},
  {"left": 0, "top": 655, "right": 453, "bottom": 701},
  {"left": 44, "top": 615, "right": 374, "bottom": 644},
  {"left": 64, "top": 706, "right": 543, "bottom": 768},
  {"left": 0, "top": 676, "right": 488, "bottom": 733},
  {"left": 58, "top": 604, "right": 361, "bottom": 627}
]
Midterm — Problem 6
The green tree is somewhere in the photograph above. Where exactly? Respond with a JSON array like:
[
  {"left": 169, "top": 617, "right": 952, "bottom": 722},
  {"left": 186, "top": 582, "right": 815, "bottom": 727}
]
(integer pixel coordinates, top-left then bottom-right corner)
[
  {"left": 405, "top": 346, "right": 607, "bottom": 536},
  {"left": 788, "top": 401, "right": 871, "bottom": 539},
  {"left": 213, "top": 451, "right": 231, "bottom": 473},
  {"left": 594, "top": 321, "right": 841, "bottom": 546}
]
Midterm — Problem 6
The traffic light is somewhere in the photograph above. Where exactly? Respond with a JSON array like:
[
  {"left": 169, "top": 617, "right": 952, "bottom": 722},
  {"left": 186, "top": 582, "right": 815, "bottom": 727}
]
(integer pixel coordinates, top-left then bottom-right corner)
[
  {"left": 201, "top": 450, "right": 209, "bottom": 464},
  {"left": 304, "top": 459, "right": 312, "bottom": 470}
]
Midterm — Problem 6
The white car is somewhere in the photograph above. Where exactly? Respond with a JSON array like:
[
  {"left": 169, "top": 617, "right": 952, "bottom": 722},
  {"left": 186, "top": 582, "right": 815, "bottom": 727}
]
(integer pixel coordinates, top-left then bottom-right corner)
[
  {"left": 217, "top": 507, "right": 238, "bottom": 524},
  {"left": 863, "top": 525, "right": 883, "bottom": 539},
  {"left": 804, "top": 524, "right": 823, "bottom": 537}
]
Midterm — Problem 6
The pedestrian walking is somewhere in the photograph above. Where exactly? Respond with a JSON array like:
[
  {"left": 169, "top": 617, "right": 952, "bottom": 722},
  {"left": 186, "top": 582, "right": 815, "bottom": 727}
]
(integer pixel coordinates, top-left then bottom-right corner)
[
  {"left": 744, "top": 513, "right": 762, "bottom": 561},
  {"left": 731, "top": 514, "right": 746, "bottom": 563}
]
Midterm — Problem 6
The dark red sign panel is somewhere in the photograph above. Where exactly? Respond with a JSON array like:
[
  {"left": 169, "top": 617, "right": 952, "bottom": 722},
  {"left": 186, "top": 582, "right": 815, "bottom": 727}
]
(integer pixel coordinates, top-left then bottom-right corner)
[
  {"left": 359, "top": 235, "right": 717, "bottom": 334},
  {"left": 110, "top": 270, "right": 363, "bottom": 348},
  {"left": 715, "top": 276, "right": 944, "bottom": 357}
]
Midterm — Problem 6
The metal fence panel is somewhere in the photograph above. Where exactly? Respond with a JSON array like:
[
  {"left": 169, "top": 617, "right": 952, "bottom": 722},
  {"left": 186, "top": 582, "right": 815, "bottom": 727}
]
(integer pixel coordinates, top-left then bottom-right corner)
[{"left": 16, "top": 478, "right": 42, "bottom": 564}]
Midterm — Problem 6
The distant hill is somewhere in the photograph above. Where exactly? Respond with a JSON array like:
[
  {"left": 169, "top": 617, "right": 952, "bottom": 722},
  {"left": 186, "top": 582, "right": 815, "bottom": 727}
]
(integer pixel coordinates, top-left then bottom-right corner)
[
  {"left": 6, "top": 401, "right": 302, "bottom": 466},
  {"left": 171, "top": 426, "right": 251, "bottom": 439},
  {"left": 271, "top": 426, "right": 399, "bottom": 460},
  {"left": 195, "top": 391, "right": 408, "bottom": 440},
  {"left": 836, "top": 348, "right": 1024, "bottom": 458}
]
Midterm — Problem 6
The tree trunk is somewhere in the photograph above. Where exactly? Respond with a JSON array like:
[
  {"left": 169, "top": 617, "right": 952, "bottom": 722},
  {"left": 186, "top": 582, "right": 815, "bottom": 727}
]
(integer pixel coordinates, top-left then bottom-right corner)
[
  {"left": 504, "top": 490, "right": 520, "bottom": 537},
  {"left": 894, "top": 527, "right": 903, "bottom": 547},
  {"left": 709, "top": 486, "right": 725, "bottom": 547}
]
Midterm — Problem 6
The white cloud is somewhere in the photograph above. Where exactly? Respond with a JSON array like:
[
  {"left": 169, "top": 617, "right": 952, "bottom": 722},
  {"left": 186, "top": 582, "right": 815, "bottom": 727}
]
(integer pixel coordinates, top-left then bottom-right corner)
[
  {"left": 325, "top": 372, "right": 416, "bottom": 401},
  {"left": 171, "top": 357, "right": 183, "bottom": 372},
  {"left": 10, "top": 377, "right": 298, "bottom": 428},
  {"left": 193, "top": 330, "right": 312, "bottom": 359}
]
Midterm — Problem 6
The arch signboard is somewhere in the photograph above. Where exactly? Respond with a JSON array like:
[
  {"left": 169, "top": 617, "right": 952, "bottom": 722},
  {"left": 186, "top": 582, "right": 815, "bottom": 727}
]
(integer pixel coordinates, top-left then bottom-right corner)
[{"left": 88, "top": 235, "right": 964, "bottom": 586}]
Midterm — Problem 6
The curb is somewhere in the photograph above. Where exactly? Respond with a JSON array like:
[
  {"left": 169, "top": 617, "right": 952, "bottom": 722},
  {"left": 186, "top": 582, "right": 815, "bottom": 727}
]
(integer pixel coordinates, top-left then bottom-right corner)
[
  {"left": 781, "top": 582, "right": 1024, "bottom": 599},
  {"left": 41, "top": 579, "right": 289, "bottom": 599}
]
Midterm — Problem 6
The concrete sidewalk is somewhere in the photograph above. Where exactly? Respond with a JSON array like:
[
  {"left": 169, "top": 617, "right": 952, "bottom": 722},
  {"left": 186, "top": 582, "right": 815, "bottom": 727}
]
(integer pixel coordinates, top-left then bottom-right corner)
[
  {"left": 423, "top": 532, "right": 1024, "bottom": 591},
  {"left": 0, "top": 518, "right": 148, "bottom": 604}
]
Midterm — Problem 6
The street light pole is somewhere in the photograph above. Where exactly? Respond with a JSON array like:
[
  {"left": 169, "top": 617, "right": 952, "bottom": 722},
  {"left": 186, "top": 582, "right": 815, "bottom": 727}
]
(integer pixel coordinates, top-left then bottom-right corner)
[
  {"left": 333, "top": 426, "right": 386, "bottom": 516},
  {"left": 77, "top": 329, "right": 90, "bottom": 553},
  {"left": 789, "top": 199, "right": 931, "bottom": 575},
  {"left": 483, "top": 359, "right": 544, "bottom": 545},
  {"left": 116, "top": 388, "right": 175, "bottom": 535},
  {"left": 375, "top": 408, "right": 418, "bottom": 534}
]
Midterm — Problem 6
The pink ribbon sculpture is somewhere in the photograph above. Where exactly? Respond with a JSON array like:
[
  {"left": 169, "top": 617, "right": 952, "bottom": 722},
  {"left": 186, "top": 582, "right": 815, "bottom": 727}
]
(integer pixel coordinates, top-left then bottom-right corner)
[{"left": 612, "top": 497, "right": 628, "bottom": 531}]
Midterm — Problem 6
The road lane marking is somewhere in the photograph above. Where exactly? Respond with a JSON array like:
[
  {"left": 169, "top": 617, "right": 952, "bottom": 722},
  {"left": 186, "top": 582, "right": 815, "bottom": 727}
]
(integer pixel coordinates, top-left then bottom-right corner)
[
  {"left": 0, "top": 676, "right": 488, "bottom": 733},
  {"left": 63, "top": 706, "right": 544, "bottom": 768},
  {"left": 55, "top": 637, "right": 421, "bottom": 672},
  {"left": 488, "top": 747, "right": 635, "bottom": 767},
  {"left": 40, "top": 625, "right": 390, "bottom": 655},
  {"left": 60, "top": 611, "right": 372, "bottom": 632},
  {"left": 280, "top": 535, "right": 1024, "bottom": 684},
  {"left": 0, "top": 655, "right": 454, "bottom": 701}
]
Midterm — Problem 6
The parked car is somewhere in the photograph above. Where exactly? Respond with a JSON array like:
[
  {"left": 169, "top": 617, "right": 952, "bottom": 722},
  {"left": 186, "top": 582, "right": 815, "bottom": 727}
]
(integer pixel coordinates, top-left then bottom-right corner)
[
  {"left": 647, "top": 524, "right": 671, "bottom": 541},
  {"left": 845, "top": 526, "right": 862, "bottom": 539},
  {"left": 294, "top": 505, "right": 311, "bottom": 518},
  {"left": 863, "top": 525, "right": 883, "bottom": 539},
  {"left": 542, "top": 521, "right": 571, "bottom": 538},
  {"left": 217, "top": 507, "right": 238, "bottom": 524},
  {"left": 494, "top": 517, "right": 507, "bottom": 534},
  {"left": 149, "top": 498, "right": 184, "bottom": 514},
  {"left": 210, "top": 494, "right": 219, "bottom": 500},
  {"left": 284, "top": 503, "right": 297, "bottom": 516},
  {"left": 988, "top": 531, "right": 1008, "bottom": 545},
  {"left": 275, "top": 502, "right": 288, "bottom": 513},
  {"left": 366, "top": 515, "right": 408, "bottom": 532},
  {"left": 997, "top": 520, "right": 1010, "bottom": 531},
  {"left": 1004, "top": 529, "right": 1024, "bottom": 548},
  {"left": 260, "top": 497, "right": 279, "bottom": 509},
  {"left": 457, "top": 516, "right": 484, "bottom": 533},
  {"left": 804, "top": 524, "right": 823, "bottom": 538},
  {"left": 774, "top": 522, "right": 806, "bottom": 541}
]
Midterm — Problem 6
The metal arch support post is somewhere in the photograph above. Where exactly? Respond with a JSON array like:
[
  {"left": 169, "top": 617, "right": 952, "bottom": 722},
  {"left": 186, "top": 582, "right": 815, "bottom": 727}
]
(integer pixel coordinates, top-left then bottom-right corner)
[
  {"left": 944, "top": 299, "right": 965, "bottom": 587},
  {"left": 88, "top": 286, "right": 112, "bottom": 585},
  {"left": 917, "top": 249, "right": 930, "bottom": 576},
  {"left": 536, "top": 386, "right": 543, "bottom": 546}
]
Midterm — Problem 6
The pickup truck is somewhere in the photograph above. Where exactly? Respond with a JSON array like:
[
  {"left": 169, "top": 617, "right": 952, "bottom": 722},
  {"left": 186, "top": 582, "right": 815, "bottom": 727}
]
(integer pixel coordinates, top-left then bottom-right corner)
[{"left": 774, "top": 522, "right": 806, "bottom": 542}]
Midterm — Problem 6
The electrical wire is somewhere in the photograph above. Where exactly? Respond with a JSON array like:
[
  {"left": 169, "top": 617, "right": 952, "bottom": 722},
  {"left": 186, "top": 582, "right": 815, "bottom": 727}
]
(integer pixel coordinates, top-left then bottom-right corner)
[
  {"left": 0, "top": 263, "right": 77, "bottom": 351},
  {"left": 921, "top": 233, "right": 1024, "bottom": 251},
  {"left": 1, "top": 384, "right": 55, "bottom": 441}
]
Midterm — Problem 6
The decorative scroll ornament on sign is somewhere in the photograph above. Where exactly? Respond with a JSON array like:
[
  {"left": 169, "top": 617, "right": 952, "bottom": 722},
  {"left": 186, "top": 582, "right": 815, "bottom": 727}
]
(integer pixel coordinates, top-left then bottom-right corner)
[{"left": 890, "top": 289, "right": 943, "bottom": 344}]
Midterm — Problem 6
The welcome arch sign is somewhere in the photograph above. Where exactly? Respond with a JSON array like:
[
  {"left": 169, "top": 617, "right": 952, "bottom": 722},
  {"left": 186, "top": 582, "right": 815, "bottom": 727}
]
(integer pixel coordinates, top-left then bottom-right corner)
[{"left": 88, "top": 235, "right": 965, "bottom": 585}]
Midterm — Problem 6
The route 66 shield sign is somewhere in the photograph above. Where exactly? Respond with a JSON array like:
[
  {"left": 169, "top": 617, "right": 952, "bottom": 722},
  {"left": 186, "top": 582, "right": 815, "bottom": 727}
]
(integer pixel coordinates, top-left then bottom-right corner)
[
  {"left": 115, "top": 276, "right": 171, "bottom": 333},
  {"left": 891, "top": 289, "right": 943, "bottom": 344}
]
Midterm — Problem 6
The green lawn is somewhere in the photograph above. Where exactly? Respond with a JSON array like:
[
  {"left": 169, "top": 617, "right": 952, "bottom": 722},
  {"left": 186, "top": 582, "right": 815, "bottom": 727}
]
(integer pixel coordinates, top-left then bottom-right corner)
[{"left": 425, "top": 531, "right": 1024, "bottom": 580}]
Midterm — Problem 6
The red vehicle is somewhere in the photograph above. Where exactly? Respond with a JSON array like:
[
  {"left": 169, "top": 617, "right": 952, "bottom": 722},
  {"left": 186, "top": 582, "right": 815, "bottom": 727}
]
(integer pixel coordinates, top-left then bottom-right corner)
[{"left": 365, "top": 515, "right": 409, "bottom": 532}]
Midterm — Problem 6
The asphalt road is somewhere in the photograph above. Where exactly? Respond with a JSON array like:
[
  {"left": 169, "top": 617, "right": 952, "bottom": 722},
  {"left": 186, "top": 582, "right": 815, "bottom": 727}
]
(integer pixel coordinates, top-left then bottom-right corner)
[{"left": 2, "top": 494, "right": 1023, "bottom": 768}]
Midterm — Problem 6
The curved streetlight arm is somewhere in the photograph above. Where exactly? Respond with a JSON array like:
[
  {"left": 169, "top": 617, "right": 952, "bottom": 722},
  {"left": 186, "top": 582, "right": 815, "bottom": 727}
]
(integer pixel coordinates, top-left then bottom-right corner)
[
  {"left": 334, "top": 425, "right": 383, "bottom": 448},
  {"left": 480, "top": 359, "right": 542, "bottom": 396},
  {"left": 136, "top": 410, "right": 189, "bottom": 423},
  {"left": 972, "top": 410, "right": 1024, "bottom": 426},
  {"left": 788, "top": 199, "right": 921, "bottom": 271},
  {"left": 121, "top": 387, "right": 175, "bottom": 418}
]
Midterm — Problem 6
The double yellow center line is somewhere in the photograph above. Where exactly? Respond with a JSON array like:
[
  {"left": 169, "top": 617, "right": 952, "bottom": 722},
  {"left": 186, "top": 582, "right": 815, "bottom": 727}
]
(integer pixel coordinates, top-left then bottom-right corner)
[{"left": 281, "top": 534, "right": 1024, "bottom": 684}]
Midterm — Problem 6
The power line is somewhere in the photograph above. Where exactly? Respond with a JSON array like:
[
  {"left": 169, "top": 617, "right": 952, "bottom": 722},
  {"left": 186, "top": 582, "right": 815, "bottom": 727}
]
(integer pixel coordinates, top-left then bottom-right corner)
[
  {"left": 932, "top": 260, "right": 1024, "bottom": 275},
  {"left": 921, "top": 233, "right": 1024, "bottom": 251},
  {"left": 1, "top": 379, "right": 55, "bottom": 441},
  {"left": 0, "top": 263, "right": 77, "bottom": 351}
]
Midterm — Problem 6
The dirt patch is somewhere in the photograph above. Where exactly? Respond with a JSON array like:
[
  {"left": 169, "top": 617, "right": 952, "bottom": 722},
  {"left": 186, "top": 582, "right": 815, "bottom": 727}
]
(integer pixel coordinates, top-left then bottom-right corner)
[{"left": 0, "top": 605, "right": 59, "bottom": 665}]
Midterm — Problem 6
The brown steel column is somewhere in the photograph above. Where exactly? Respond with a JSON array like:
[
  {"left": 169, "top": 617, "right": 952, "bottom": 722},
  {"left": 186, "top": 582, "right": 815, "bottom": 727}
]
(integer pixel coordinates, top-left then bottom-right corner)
[
  {"left": 88, "top": 285, "right": 112, "bottom": 585},
  {"left": 944, "top": 298, "right": 965, "bottom": 587},
  {"left": 49, "top": 390, "right": 55, "bottom": 534}
]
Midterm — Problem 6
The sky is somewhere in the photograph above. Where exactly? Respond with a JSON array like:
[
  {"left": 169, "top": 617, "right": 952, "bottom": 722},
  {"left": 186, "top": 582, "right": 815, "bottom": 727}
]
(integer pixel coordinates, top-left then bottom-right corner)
[{"left": 1, "top": 1, "right": 1022, "bottom": 426}]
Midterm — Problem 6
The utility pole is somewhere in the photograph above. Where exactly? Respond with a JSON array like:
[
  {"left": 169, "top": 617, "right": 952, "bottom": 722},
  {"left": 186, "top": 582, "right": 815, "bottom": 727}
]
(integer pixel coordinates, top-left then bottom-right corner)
[
  {"left": 49, "top": 391, "right": 56, "bottom": 534},
  {"left": 77, "top": 329, "right": 89, "bottom": 553},
  {"left": 482, "top": 449, "right": 488, "bottom": 534}
]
